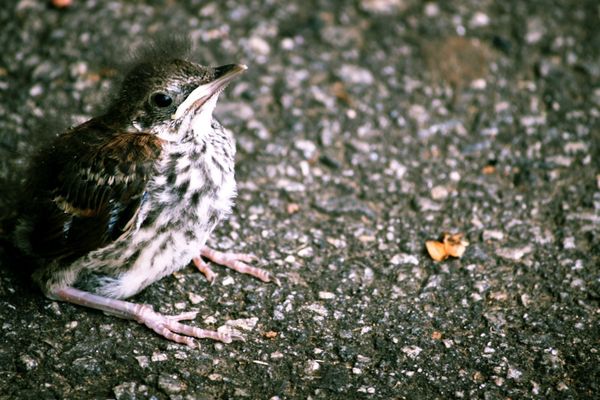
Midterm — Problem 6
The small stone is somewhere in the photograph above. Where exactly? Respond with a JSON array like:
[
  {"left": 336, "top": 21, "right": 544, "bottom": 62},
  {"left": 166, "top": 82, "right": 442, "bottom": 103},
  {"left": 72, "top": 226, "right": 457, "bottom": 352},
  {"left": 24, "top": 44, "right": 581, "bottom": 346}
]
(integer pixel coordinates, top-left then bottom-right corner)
[
  {"left": 483, "top": 230, "right": 504, "bottom": 241},
  {"left": 490, "top": 291, "right": 508, "bottom": 301},
  {"left": 424, "top": 3, "right": 439, "bottom": 17},
  {"left": 520, "top": 293, "right": 531, "bottom": 307},
  {"left": 303, "top": 303, "right": 328, "bottom": 317},
  {"left": 113, "top": 382, "right": 137, "bottom": 400},
  {"left": 564, "top": 141, "right": 588, "bottom": 153},
  {"left": 339, "top": 64, "right": 374, "bottom": 85},
  {"left": 295, "top": 139, "right": 317, "bottom": 159},
  {"left": 547, "top": 155, "right": 572, "bottom": 167},
  {"left": 151, "top": 352, "right": 168, "bottom": 362},
  {"left": 247, "top": 36, "right": 270, "bottom": 56},
  {"left": 470, "top": 78, "right": 487, "bottom": 89},
  {"left": 286, "top": 203, "right": 300, "bottom": 214},
  {"left": 469, "top": 12, "right": 490, "bottom": 28},
  {"left": 158, "top": 373, "right": 186, "bottom": 394},
  {"left": 390, "top": 253, "right": 419, "bottom": 266},
  {"left": 417, "top": 197, "right": 442, "bottom": 211},
  {"left": 431, "top": 185, "right": 449, "bottom": 200},
  {"left": 217, "top": 317, "right": 258, "bottom": 341},
  {"left": 358, "top": 235, "right": 376, "bottom": 243},
  {"left": 520, "top": 115, "right": 546, "bottom": 127},
  {"left": 326, "top": 237, "right": 346, "bottom": 249},
  {"left": 135, "top": 356, "right": 149, "bottom": 368},
  {"left": 562, "top": 237, "right": 576, "bottom": 249},
  {"left": 570, "top": 278, "right": 585, "bottom": 290},
  {"left": 29, "top": 84, "right": 43, "bottom": 97},
  {"left": 72, "top": 356, "right": 100, "bottom": 373},
  {"left": 234, "top": 388, "right": 251, "bottom": 397},
  {"left": 507, "top": 366, "right": 523, "bottom": 380},
  {"left": 224, "top": 317, "right": 259, "bottom": 332},
  {"left": 18, "top": 354, "right": 38, "bottom": 371},
  {"left": 281, "top": 38, "right": 294, "bottom": 50},
  {"left": 318, "top": 291, "right": 336, "bottom": 300},
  {"left": 297, "top": 247, "right": 314, "bottom": 258},
  {"left": 408, "top": 104, "right": 429, "bottom": 127},
  {"left": 496, "top": 245, "right": 533, "bottom": 261},
  {"left": 221, "top": 276, "right": 235, "bottom": 286},
  {"left": 305, "top": 360, "right": 321, "bottom": 374},
  {"left": 188, "top": 292, "right": 204, "bottom": 305},
  {"left": 65, "top": 321, "right": 78, "bottom": 330},
  {"left": 401, "top": 345, "right": 423, "bottom": 359},
  {"left": 357, "top": 355, "right": 371, "bottom": 363},
  {"left": 387, "top": 159, "right": 407, "bottom": 178},
  {"left": 208, "top": 373, "right": 222, "bottom": 381},
  {"left": 531, "top": 381, "right": 541, "bottom": 395},
  {"left": 360, "top": 0, "right": 407, "bottom": 14}
]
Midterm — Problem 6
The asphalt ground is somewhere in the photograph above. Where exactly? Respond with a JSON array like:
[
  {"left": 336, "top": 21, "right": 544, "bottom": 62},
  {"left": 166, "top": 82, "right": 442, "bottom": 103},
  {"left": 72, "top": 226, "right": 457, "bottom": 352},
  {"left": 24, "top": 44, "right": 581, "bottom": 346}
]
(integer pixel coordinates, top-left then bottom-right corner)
[{"left": 0, "top": 1, "right": 598, "bottom": 399}]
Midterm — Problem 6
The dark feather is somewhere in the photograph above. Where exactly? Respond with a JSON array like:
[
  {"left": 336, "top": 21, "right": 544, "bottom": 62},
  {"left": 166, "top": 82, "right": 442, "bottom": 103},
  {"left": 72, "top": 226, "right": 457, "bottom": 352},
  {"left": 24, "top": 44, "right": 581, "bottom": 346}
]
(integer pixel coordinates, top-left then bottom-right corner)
[{"left": 18, "top": 117, "right": 163, "bottom": 264}]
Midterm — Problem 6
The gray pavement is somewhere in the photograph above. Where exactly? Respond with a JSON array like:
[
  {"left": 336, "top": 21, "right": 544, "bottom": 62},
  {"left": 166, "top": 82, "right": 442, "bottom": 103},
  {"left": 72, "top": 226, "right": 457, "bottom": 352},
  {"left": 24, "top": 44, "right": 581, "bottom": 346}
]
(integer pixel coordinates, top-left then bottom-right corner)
[{"left": 0, "top": 0, "right": 599, "bottom": 399}]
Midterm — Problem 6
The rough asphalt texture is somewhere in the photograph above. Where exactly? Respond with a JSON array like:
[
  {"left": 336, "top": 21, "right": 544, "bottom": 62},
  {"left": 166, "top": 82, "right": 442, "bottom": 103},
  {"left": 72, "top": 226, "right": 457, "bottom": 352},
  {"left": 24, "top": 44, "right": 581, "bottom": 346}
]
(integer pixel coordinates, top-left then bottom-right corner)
[{"left": 0, "top": 1, "right": 599, "bottom": 399}]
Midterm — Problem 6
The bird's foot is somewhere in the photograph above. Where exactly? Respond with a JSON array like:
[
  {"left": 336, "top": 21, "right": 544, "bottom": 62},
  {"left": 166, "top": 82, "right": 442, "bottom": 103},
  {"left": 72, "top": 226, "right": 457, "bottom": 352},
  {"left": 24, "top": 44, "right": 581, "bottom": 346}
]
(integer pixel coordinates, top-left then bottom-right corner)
[
  {"left": 192, "top": 246, "right": 279, "bottom": 285},
  {"left": 53, "top": 287, "right": 240, "bottom": 348},
  {"left": 134, "top": 304, "right": 240, "bottom": 347}
]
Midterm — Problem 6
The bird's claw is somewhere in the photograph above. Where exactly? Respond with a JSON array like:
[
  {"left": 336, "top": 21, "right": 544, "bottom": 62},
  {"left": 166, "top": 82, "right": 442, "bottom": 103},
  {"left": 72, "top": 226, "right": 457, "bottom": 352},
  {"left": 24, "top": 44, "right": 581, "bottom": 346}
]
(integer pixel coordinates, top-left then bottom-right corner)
[
  {"left": 135, "top": 304, "right": 234, "bottom": 346},
  {"left": 196, "top": 246, "right": 278, "bottom": 285}
]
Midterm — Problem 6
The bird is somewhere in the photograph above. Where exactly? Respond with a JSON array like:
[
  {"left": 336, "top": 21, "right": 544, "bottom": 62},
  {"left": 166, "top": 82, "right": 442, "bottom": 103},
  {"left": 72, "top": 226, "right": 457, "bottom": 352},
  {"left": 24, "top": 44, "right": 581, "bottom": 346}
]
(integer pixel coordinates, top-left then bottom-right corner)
[{"left": 12, "top": 38, "right": 276, "bottom": 347}]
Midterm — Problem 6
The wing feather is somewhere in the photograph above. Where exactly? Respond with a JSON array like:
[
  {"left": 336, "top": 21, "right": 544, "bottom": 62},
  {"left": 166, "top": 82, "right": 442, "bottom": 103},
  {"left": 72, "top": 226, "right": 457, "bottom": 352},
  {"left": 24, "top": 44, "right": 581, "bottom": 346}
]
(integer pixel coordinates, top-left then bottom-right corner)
[{"left": 21, "top": 119, "right": 163, "bottom": 263}]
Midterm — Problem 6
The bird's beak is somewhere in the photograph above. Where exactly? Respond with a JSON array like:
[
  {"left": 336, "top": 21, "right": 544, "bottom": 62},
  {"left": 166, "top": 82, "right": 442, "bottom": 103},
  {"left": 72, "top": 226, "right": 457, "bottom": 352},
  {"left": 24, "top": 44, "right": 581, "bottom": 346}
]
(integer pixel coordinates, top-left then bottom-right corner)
[{"left": 172, "top": 64, "right": 247, "bottom": 120}]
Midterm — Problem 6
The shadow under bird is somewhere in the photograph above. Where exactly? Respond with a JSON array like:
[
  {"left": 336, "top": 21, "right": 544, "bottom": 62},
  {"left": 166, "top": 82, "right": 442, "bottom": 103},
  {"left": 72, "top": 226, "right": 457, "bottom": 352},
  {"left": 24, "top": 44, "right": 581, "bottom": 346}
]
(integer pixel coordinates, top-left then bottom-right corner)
[{"left": 13, "top": 42, "right": 276, "bottom": 347}]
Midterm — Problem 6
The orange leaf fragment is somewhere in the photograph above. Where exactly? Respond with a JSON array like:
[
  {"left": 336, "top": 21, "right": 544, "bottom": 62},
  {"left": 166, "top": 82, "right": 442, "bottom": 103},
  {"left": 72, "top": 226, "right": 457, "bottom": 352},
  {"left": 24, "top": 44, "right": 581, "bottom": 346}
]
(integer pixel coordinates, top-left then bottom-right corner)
[
  {"left": 426, "top": 240, "right": 448, "bottom": 261},
  {"left": 264, "top": 331, "right": 278, "bottom": 339},
  {"left": 443, "top": 232, "right": 469, "bottom": 258},
  {"left": 482, "top": 165, "right": 496, "bottom": 174},
  {"left": 51, "top": 0, "right": 72, "bottom": 8},
  {"left": 426, "top": 232, "right": 469, "bottom": 261}
]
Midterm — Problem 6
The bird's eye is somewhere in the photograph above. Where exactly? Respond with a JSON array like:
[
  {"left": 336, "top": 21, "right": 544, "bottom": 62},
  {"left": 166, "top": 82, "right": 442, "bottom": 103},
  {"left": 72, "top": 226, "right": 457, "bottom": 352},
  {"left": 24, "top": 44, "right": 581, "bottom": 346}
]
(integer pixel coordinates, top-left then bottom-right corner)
[{"left": 151, "top": 92, "right": 173, "bottom": 108}]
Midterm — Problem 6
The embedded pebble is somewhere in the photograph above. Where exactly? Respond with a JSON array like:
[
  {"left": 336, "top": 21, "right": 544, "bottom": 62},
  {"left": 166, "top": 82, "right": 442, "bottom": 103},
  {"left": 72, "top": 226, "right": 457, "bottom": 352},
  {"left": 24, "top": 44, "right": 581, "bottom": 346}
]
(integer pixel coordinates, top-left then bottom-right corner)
[
  {"left": 402, "top": 345, "right": 423, "bottom": 359},
  {"left": 483, "top": 230, "right": 505, "bottom": 241},
  {"left": 496, "top": 246, "right": 534, "bottom": 261},
  {"left": 158, "top": 373, "right": 186, "bottom": 394},
  {"left": 318, "top": 291, "right": 336, "bottom": 300}
]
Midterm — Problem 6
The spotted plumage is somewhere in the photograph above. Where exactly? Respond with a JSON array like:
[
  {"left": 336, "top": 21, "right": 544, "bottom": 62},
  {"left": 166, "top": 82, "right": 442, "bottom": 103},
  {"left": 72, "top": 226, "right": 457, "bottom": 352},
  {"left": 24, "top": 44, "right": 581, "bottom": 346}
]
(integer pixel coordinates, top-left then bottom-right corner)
[{"left": 13, "top": 40, "right": 275, "bottom": 346}]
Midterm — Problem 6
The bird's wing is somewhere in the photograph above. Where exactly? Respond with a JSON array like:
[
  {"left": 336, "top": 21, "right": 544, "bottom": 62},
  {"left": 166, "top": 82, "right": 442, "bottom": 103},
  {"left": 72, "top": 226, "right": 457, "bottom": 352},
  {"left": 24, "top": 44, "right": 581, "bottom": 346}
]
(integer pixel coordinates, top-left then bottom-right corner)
[{"left": 24, "top": 120, "right": 163, "bottom": 263}]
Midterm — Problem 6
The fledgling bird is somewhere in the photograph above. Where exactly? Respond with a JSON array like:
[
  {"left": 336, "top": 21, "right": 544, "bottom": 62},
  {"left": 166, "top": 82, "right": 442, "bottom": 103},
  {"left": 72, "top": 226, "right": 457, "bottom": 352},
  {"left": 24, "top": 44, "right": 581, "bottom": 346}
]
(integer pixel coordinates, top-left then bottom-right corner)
[{"left": 13, "top": 39, "right": 275, "bottom": 347}]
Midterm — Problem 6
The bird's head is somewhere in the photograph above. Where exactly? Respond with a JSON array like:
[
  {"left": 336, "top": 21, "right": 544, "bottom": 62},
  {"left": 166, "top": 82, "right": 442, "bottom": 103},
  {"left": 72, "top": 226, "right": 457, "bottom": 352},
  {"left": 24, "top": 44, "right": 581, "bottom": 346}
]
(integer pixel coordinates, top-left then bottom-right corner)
[{"left": 109, "top": 57, "right": 246, "bottom": 142}]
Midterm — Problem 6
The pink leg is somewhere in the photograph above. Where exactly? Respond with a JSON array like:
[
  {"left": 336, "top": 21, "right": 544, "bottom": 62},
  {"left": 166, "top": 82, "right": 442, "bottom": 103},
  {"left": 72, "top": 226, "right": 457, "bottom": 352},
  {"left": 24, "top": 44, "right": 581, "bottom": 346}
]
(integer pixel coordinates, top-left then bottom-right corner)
[
  {"left": 53, "top": 287, "right": 239, "bottom": 347},
  {"left": 196, "top": 246, "right": 279, "bottom": 285},
  {"left": 192, "top": 257, "right": 217, "bottom": 283}
]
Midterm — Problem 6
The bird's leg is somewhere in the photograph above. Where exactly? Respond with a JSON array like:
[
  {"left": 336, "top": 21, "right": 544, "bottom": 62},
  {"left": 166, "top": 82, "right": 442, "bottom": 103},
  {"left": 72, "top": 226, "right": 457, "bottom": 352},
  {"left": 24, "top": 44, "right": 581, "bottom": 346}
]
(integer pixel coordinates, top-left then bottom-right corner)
[
  {"left": 52, "top": 287, "right": 238, "bottom": 347},
  {"left": 192, "top": 257, "right": 217, "bottom": 284},
  {"left": 192, "top": 246, "right": 279, "bottom": 285}
]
